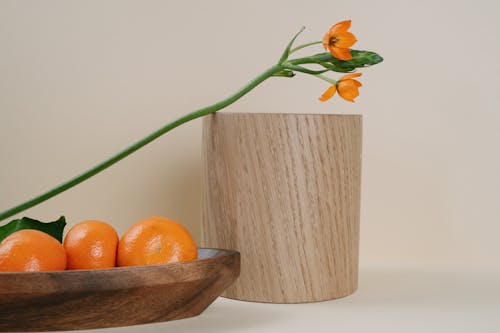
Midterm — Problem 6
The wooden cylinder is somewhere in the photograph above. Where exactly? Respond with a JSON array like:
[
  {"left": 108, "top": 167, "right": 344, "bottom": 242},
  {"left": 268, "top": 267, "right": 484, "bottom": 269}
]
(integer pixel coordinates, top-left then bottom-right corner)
[{"left": 201, "top": 112, "right": 362, "bottom": 303}]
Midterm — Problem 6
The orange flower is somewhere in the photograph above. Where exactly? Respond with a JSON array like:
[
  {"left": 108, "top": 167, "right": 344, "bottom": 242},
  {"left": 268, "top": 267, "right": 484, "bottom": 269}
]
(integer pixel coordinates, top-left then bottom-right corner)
[
  {"left": 322, "top": 20, "right": 357, "bottom": 60},
  {"left": 319, "top": 73, "right": 362, "bottom": 103}
]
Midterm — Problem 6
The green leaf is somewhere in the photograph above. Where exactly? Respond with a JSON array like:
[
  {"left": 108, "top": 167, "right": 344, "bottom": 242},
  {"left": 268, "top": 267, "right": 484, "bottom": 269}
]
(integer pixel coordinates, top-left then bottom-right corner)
[
  {"left": 290, "top": 50, "right": 384, "bottom": 73},
  {"left": 0, "top": 216, "right": 66, "bottom": 243},
  {"left": 279, "top": 26, "right": 306, "bottom": 64},
  {"left": 319, "top": 50, "right": 384, "bottom": 72}
]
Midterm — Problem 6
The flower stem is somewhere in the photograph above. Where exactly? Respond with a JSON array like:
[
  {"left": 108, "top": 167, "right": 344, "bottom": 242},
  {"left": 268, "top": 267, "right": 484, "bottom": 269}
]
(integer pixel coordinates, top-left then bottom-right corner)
[
  {"left": 0, "top": 64, "right": 283, "bottom": 222},
  {"left": 290, "top": 41, "right": 322, "bottom": 54},
  {"left": 315, "top": 74, "right": 337, "bottom": 85}
]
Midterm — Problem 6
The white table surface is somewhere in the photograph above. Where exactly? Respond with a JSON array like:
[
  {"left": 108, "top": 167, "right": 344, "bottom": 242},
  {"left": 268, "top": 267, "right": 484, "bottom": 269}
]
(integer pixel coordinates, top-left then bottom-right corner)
[{"left": 73, "top": 265, "right": 500, "bottom": 333}]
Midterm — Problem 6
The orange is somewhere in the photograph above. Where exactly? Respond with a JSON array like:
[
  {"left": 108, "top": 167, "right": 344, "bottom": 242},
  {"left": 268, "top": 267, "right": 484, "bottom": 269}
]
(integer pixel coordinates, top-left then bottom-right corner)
[
  {"left": 117, "top": 216, "right": 197, "bottom": 267},
  {"left": 64, "top": 220, "right": 118, "bottom": 270},
  {"left": 0, "top": 229, "right": 66, "bottom": 272}
]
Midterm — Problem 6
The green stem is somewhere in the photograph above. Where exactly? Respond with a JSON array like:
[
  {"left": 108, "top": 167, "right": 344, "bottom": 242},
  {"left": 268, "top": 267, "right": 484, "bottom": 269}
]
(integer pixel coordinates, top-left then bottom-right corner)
[
  {"left": 290, "top": 41, "right": 322, "bottom": 54},
  {"left": 315, "top": 74, "right": 337, "bottom": 85},
  {"left": 0, "top": 64, "right": 283, "bottom": 223}
]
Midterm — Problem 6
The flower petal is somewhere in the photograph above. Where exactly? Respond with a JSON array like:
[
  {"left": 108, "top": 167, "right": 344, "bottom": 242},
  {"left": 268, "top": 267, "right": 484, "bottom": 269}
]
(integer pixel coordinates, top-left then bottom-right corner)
[
  {"left": 335, "top": 31, "right": 357, "bottom": 48},
  {"left": 322, "top": 31, "right": 330, "bottom": 50},
  {"left": 330, "top": 46, "right": 352, "bottom": 60},
  {"left": 338, "top": 80, "right": 361, "bottom": 102},
  {"left": 329, "top": 20, "right": 351, "bottom": 36},
  {"left": 351, "top": 79, "right": 362, "bottom": 87},
  {"left": 340, "top": 72, "right": 362, "bottom": 81},
  {"left": 319, "top": 85, "right": 337, "bottom": 102}
]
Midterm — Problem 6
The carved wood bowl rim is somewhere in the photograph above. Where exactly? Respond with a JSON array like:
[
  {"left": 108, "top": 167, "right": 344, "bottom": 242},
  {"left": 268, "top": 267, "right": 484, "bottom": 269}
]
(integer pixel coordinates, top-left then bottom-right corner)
[{"left": 0, "top": 248, "right": 238, "bottom": 290}]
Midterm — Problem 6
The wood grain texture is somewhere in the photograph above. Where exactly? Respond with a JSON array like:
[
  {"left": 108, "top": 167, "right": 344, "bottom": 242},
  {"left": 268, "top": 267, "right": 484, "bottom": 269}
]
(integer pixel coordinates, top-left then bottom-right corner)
[
  {"left": 201, "top": 113, "right": 362, "bottom": 303},
  {"left": 0, "top": 248, "right": 240, "bottom": 332}
]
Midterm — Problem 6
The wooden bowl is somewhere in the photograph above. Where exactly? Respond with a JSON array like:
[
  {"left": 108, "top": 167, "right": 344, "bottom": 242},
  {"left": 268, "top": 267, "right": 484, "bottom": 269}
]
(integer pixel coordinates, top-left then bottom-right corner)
[{"left": 0, "top": 248, "right": 240, "bottom": 332}]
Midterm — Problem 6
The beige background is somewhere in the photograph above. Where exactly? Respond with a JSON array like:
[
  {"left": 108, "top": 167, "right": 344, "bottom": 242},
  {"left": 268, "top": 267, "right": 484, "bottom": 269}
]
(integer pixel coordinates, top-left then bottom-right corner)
[{"left": 1, "top": 0, "right": 499, "bottom": 270}]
